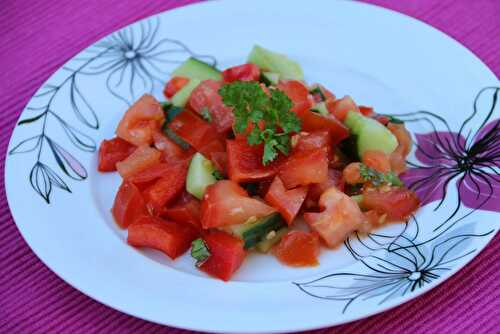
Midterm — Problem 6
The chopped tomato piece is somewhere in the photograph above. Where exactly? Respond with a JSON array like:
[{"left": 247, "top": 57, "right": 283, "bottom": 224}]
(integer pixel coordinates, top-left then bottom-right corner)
[
  {"left": 362, "top": 187, "right": 420, "bottom": 220},
  {"left": 388, "top": 122, "right": 412, "bottom": 174},
  {"left": 163, "top": 192, "right": 202, "bottom": 231},
  {"left": 98, "top": 137, "right": 136, "bottom": 172},
  {"left": 199, "top": 230, "right": 246, "bottom": 281},
  {"left": 143, "top": 164, "right": 188, "bottom": 214},
  {"left": 274, "top": 231, "right": 319, "bottom": 267},
  {"left": 127, "top": 216, "right": 198, "bottom": 259},
  {"left": 294, "top": 130, "right": 333, "bottom": 160},
  {"left": 168, "top": 110, "right": 223, "bottom": 152},
  {"left": 226, "top": 139, "right": 276, "bottom": 183},
  {"left": 304, "top": 186, "right": 365, "bottom": 248},
  {"left": 210, "top": 151, "right": 228, "bottom": 176},
  {"left": 264, "top": 176, "right": 308, "bottom": 224},
  {"left": 296, "top": 109, "right": 349, "bottom": 145},
  {"left": 116, "top": 94, "right": 165, "bottom": 146},
  {"left": 277, "top": 80, "right": 314, "bottom": 114},
  {"left": 279, "top": 148, "right": 328, "bottom": 189},
  {"left": 342, "top": 162, "right": 363, "bottom": 185},
  {"left": 188, "top": 80, "right": 234, "bottom": 133},
  {"left": 128, "top": 162, "right": 185, "bottom": 188},
  {"left": 310, "top": 83, "right": 335, "bottom": 102},
  {"left": 163, "top": 76, "right": 190, "bottom": 99},
  {"left": 112, "top": 181, "right": 147, "bottom": 228},
  {"left": 222, "top": 63, "right": 260, "bottom": 83},
  {"left": 116, "top": 146, "right": 161, "bottom": 179},
  {"left": 363, "top": 210, "right": 387, "bottom": 232},
  {"left": 307, "top": 168, "right": 344, "bottom": 204},
  {"left": 375, "top": 115, "right": 390, "bottom": 125},
  {"left": 152, "top": 128, "right": 185, "bottom": 160},
  {"left": 359, "top": 106, "right": 374, "bottom": 116},
  {"left": 325, "top": 95, "right": 359, "bottom": 122},
  {"left": 198, "top": 138, "right": 226, "bottom": 168},
  {"left": 201, "top": 180, "right": 276, "bottom": 228},
  {"left": 362, "top": 150, "right": 391, "bottom": 173}
]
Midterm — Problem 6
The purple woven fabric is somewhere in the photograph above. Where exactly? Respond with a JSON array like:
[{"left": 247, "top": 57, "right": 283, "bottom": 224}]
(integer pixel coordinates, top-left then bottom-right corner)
[{"left": 1, "top": 0, "right": 499, "bottom": 333}]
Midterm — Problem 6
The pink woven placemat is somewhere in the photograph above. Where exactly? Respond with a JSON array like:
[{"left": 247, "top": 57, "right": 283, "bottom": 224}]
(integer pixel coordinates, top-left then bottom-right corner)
[{"left": 1, "top": 1, "right": 499, "bottom": 333}]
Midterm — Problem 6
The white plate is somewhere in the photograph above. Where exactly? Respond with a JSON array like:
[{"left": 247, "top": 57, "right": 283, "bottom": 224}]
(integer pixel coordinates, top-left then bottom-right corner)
[{"left": 5, "top": 0, "right": 499, "bottom": 332}]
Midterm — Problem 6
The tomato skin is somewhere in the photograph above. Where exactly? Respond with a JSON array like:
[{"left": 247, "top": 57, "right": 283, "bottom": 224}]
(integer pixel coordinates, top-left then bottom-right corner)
[
  {"left": 127, "top": 216, "right": 198, "bottom": 259},
  {"left": 163, "top": 76, "right": 190, "bottom": 98},
  {"left": 296, "top": 109, "right": 349, "bottom": 145},
  {"left": 112, "top": 181, "right": 148, "bottom": 228},
  {"left": 188, "top": 80, "right": 234, "bottom": 134},
  {"left": 168, "top": 110, "right": 223, "bottom": 152},
  {"left": 152, "top": 128, "right": 185, "bottom": 160},
  {"left": 98, "top": 137, "right": 136, "bottom": 172},
  {"left": 307, "top": 168, "right": 344, "bottom": 204},
  {"left": 279, "top": 148, "right": 328, "bottom": 189},
  {"left": 222, "top": 63, "right": 260, "bottom": 83},
  {"left": 310, "top": 83, "right": 335, "bottom": 102},
  {"left": 359, "top": 106, "right": 374, "bottom": 116},
  {"left": 116, "top": 94, "right": 165, "bottom": 146},
  {"left": 162, "top": 192, "right": 202, "bottom": 231},
  {"left": 116, "top": 146, "right": 162, "bottom": 179},
  {"left": 362, "top": 150, "right": 391, "bottom": 173},
  {"left": 143, "top": 164, "right": 188, "bottom": 214},
  {"left": 362, "top": 187, "right": 420, "bottom": 220},
  {"left": 304, "top": 186, "right": 365, "bottom": 248},
  {"left": 325, "top": 95, "right": 359, "bottom": 122},
  {"left": 294, "top": 130, "right": 333, "bottom": 160},
  {"left": 388, "top": 123, "right": 412, "bottom": 175},
  {"left": 274, "top": 231, "right": 319, "bottom": 267},
  {"left": 199, "top": 230, "right": 246, "bottom": 281},
  {"left": 264, "top": 176, "right": 308, "bottom": 224},
  {"left": 277, "top": 80, "right": 314, "bottom": 114},
  {"left": 226, "top": 139, "right": 276, "bottom": 183},
  {"left": 201, "top": 180, "right": 276, "bottom": 228}
]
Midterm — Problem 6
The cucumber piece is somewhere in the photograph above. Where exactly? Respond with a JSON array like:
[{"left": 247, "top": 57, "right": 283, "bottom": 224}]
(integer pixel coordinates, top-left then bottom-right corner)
[
  {"left": 171, "top": 78, "right": 201, "bottom": 107},
  {"left": 248, "top": 45, "right": 304, "bottom": 81},
  {"left": 172, "top": 57, "right": 222, "bottom": 81},
  {"left": 255, "top": 227, "right": 289, "bottom": 253},
  {"left": 229, "top": 213, "right": 287, "bottom": 249},
  {"left": 311, "top": 101, "right": 329, "bottom": 116},
  {"left": 260, "top": 71, "right": 280, "bottom": 86},
  {"left": 186, "top": 152, "right": 217, "bottom": 199},
  {"left": 344, "top": 111, "right": 398, "bottom": 156}
]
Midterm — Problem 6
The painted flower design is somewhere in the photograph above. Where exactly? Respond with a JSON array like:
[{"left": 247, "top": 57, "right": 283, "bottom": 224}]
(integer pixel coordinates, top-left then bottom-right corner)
[
  {"left": 84, "top": 18, "right": 217, "bottom": 105},
  {"left": 399, "top": 87, "right": 499, "bottom": 227},
  {"left": 295, "top": 219, "right": 493, "bottom": 312}
]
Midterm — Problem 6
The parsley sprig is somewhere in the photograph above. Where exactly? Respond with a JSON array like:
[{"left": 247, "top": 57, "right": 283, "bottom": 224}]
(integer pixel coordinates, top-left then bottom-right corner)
[
  {"left": 219, "top": 81, "right": 301, "bottom": 165},
  {"left": 359, "top": 163, "right": 403, "bottom": 187}
]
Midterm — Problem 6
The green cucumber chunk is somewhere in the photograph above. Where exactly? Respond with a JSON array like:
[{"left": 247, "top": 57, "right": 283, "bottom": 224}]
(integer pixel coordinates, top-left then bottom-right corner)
[
  {"left": 230, "top": 212, "right": 287, "bottom": 249},
  {"left": 344, "top": 110, "right": 398, "bottom": 156},
  {"left": 260, "top": 71, "right": 280, "bottom": 86},
  {"left": 311, "top": 101, "right": 329, "bottom": 116},
  {"left": 171, "top": 57, "right": 222, "bottom": 81},
  {"left": 255, "top": 227, "right": 289, "bottom": 253},
  {"left": 247, "top": 45, "right": 304, "bottom": 81},
  {"left": 186, "top": 152, "right": 217, "bottom": 199},
  {"left": 171, "top": 78, "right": 201, "bottom": 107}
]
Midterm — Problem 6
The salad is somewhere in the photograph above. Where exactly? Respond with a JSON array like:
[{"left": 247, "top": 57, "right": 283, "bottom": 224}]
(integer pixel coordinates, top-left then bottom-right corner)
[{"left": 98, "top": 45, "right": 420, "bottom": 281}]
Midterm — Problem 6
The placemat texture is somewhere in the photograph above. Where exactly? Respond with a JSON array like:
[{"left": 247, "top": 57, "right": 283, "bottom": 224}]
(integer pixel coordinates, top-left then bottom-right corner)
[{"left": 1, "top": 0, "right": 498, "bottom": 333}]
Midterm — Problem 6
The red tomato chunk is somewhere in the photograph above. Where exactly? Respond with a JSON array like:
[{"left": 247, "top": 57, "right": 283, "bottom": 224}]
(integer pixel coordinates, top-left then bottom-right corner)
[
  {"left": 362, "top": 187, "right": 420, "bottom": 220},
  {"left": 116, "top": 146, "right": 161, "bottom": 179},
  {"left": 222, "top": 63, "right": 260, "bottom": 83},
  {"left": 127, "top": 216, "right": 198, "bottom": 260},
  {"left": 279, "top": 148, "right": 328, "bottom": 189},
  {"left": 143, "top": 164, "right": 188, "bottom": 214},
  {"left": 199, "top": 230, "right": 246, "bottom": 281},
  {"left": 98, "top": 137, "right": 136, "bottom": 172},
  {"left": 264, "top": 176, "right": 308, "bottom": 224},
  {"left": 274, "top": 231, "right": 319, "bottom": 267},
  {"left": 116, "top": 94, "right": 165, "bottom": 146},
  {"left": 201, "top": 180, "right": 276, "bottom": 228},
  {"left": 163, "top": 192, "right": 202, "bottom": 231},
  {"left": 163, "top": 76, "right": 190, "bottom": 98},
  {"left": 112, "top": 181, "right": 147, "bottom": 228},
  {"left": 226, "top": 139, "right": 277, "bottom": 183}
]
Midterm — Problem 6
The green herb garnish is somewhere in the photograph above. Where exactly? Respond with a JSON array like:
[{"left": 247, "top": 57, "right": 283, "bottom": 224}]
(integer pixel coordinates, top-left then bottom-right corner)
[
  {"left": 191, "top": 238, "right": 210, "bottom": 267},
  {"left": 201, "top": 107, "right": 212, "bottom": 123},
  {"left": 383, "top": 115, "right": 404, "bottom": 124},
  {"left": 219, "top": 81, "right": 301, "bottom": 165},
  {"left": 359, "top": 163, "right": 403, "bottom": 187},
  {"left": 161, "top": 101, "right": 173, "bottom": 112}
]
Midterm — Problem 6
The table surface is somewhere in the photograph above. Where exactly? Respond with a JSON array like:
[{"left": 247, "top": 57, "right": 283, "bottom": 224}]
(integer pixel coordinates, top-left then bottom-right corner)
[{"left": 1, "top": 0, "right": 499, "bottom": 333}]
